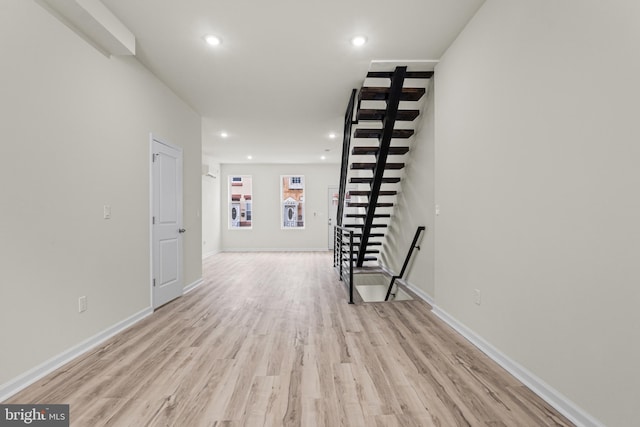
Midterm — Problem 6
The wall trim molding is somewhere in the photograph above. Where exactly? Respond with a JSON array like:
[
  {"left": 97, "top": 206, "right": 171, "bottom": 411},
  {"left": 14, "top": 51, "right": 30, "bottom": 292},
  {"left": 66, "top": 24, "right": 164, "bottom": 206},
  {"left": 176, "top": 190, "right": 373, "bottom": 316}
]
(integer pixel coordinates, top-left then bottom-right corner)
[
  {"left": 430, "top": 306, "right": 604, "bottom": 427},
  {"left": 184, "top": 278, "right": 204, "bottom": 295},
  {"left": 378, "top": 263, "right": 435, "bottom": 306},
  {"left": 399, "top": 278, "right": 435, "bottom": 306},
  {"left": 0, "top": 307, "right": 152, "bottom": 403}
]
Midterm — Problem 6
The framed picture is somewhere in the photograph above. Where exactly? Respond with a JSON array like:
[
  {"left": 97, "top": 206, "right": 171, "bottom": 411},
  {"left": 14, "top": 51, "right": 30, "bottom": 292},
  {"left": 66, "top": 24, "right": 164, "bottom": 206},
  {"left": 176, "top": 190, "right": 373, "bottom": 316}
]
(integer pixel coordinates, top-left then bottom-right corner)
[
  {"left": 228, "top": 175, "right": 253, "bottom": 229},
  {"left": 281, "top": 175, "right": 305, "bottom": 229}
]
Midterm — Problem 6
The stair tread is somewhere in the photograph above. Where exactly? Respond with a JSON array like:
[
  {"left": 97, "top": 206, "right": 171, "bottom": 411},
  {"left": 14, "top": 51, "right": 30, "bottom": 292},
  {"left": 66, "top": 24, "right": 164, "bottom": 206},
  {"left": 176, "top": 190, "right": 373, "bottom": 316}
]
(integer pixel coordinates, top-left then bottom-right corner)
[
  {"left": 342, "top": 252, "right": 377, "bottom": 256},
  {"left": 345, "top": 258, "right": 377, "bottom": 262},
  {"left": 350, "top": 177, "right": 401, "bottom": 184},
  {"left": 343, "top": 248, "right": 380, "bottom": 254},
  {"left": 354, "top": 129, "right": 414, "bottom": 139},
  {"left": 350, "top": 162, "right": 405, "bottom": 170},
  {"left": 357, "top": 109, "right": 419, "bottom": 122},
  {"left": 352, "top": 146, "right": 410, "bottom": 156},
  {"left": 343, "top": 242, "right": 383, "bottom": 248},
  {"left": 352, "top": 233, "right": 385, "bottom": 238},
  {"left": 360, "top": 87, "right": 426, "bottom": 102},
  {"left": 367, "top": 71, "right": 434, "bottom": 79},
  {"left": 348, "top": 190, "right": 397, "bottom": 196},
  {"left": 347, "top": 202, "right": 394, "bottom": 208},
  {"left": 346, "top": 213, "right": 392, "bottom": 218},
  {"left": 344, "top": 224, "right": 388, "bottom": 228}
]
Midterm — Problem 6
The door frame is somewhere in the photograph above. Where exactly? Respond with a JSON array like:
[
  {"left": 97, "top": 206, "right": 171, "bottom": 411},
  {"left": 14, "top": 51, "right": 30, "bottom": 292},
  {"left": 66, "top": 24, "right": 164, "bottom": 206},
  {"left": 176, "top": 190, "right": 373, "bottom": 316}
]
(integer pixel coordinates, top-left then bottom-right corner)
[
  {"left": 328, "top": 185, "right": 339, "bottom": 250},
  {"left": 149, "top": 133, "right": 184, "bottom": 309},
  {"left": 328, "top": 184, "right": 355, "bottom": 249}
]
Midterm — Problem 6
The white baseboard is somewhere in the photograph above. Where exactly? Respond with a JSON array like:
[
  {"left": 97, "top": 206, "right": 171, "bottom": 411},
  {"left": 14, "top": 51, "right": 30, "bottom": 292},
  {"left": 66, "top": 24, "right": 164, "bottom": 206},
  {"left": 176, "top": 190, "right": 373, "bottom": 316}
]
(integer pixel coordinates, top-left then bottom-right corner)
[
  {"left": 399, "top": 278, "right": 435, "bottom": 306},
  {"left": 377, "top": 263, "right": 435, "bottom": 306},
  {"left": 430, "top": 306, "right": 604, "bottom": 427},
  {"left": 378, "top": 263, "right": 396, "bottom": 277},
  {"left": 0, "top": 307, "right": 152, "bottom": 403},
  {"left": 184, "top": 278, "right": 203, "bottom": 295},
  {"left": 390, "top": 274, "right": 603, "bottom": 427}
]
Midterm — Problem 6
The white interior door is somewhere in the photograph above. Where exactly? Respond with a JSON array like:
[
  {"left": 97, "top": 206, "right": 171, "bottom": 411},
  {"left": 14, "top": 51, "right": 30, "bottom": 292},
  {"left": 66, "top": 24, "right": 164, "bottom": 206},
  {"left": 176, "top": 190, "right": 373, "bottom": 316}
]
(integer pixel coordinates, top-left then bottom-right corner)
[
  {"left": 328, "top": 185, "right": 356, "bottom": 249},
  {"left": 328, "top": 186, "right": 339, "bottom": 249},
  {"left": 152, "top": 138, "right": 184, "bottom": 309}
]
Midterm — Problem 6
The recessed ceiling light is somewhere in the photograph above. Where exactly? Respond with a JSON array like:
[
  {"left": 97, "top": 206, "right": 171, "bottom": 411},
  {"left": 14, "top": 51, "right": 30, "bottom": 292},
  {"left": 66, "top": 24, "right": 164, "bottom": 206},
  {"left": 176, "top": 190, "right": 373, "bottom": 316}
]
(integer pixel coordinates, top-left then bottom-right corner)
[
  {"left": 205, "top": 35, "right": 221, "bottom": 46},
  {"left": 351, "top": 36, "right": 367, "bottom": 47},
  {"left": 247, "top": 155, "right": 253, "bottom": 160},
  {"left": 220, "top": 131, "right": 228, "bottom": 138},
  {"left": 328, "top": 132, "right": 337, "bottom": 139},
  {"left": 321, "top": 155, "right": 326, "bottom": 160}
]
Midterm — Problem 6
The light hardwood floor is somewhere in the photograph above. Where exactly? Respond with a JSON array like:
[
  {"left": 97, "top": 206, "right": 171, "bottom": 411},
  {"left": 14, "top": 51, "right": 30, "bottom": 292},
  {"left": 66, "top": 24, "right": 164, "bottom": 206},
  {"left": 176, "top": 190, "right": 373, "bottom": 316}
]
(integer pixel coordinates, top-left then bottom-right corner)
[{"left": 7, "top": 252, "right": 574, "bottom": 426}]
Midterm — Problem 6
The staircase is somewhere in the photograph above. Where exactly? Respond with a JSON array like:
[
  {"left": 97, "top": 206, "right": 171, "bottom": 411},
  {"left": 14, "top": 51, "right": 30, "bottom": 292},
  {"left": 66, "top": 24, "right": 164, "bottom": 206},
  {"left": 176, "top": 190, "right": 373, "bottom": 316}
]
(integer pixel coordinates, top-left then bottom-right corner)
[{"left": 337, "top": 66, "right": 432, "bottom": 268}]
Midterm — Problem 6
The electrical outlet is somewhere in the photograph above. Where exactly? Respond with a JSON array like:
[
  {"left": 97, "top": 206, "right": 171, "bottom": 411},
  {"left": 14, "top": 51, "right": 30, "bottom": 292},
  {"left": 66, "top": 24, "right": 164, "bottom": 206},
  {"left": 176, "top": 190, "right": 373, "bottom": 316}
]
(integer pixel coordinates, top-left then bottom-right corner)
[
  {"left": 103, "top": 205, "right": 111, "bottom": 219},
  {"left": 78, "top": 296, "right": 87, "bottom": 313},
  {"left": 474, "top": 289, "right": 481, "bottom": 305}
]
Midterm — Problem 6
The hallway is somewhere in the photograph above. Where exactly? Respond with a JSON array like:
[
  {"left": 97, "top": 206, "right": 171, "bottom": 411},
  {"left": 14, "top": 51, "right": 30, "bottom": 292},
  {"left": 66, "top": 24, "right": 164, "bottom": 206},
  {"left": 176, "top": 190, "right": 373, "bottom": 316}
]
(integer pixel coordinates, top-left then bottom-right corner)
[{"left": 8, "top": 252, "right": 573, "bottom": 426}]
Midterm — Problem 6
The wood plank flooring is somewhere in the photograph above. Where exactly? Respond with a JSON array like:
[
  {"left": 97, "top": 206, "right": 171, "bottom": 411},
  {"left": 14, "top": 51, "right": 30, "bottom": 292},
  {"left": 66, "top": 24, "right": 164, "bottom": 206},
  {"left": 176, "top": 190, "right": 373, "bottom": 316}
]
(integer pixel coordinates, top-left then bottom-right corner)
[{"left": 6, "top": 252, "right": 574, "bottom": 426}]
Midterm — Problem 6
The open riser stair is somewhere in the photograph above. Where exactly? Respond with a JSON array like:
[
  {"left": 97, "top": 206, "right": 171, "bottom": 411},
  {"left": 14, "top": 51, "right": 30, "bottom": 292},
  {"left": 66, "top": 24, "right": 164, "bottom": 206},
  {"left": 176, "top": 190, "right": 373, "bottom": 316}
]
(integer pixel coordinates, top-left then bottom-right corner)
[{"left": 336, "top": 66, "right": 431, "bottom": 273}]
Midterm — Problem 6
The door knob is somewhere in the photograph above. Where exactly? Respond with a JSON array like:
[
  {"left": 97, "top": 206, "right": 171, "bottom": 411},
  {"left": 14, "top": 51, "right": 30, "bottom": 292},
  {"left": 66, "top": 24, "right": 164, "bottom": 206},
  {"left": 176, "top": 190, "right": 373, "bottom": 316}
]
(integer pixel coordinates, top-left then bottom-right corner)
[{"left": 178, "top": 228, "right": 186, "bottom": 233}]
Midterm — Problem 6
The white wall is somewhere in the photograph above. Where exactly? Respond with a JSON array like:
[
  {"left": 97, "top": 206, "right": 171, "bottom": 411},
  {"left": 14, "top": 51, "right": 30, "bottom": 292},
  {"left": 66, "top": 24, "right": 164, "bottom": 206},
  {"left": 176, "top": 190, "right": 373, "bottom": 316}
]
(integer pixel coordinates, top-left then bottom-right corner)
[
  {"left": 202, "top": 156, "right": 221, "bottom": 257},
  {"left": 434, "top": 1, "right": 640, "bottom": 425},
  {"left": 0, "top": 0, "right": 201, "bottom": 389},
  {"left": 221, "top": 163, "right": 339, "bottom": 250},
  {"left": 380, "top": 80, "right": 436, "bottom": 297}
]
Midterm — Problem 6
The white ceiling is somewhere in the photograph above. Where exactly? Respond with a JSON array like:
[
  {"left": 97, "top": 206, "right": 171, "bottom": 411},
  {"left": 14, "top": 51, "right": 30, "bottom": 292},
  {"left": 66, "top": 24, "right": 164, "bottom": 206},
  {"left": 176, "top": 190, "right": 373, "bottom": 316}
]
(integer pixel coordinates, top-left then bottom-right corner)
[{"left": 101, "top": 0, "right": 485, "bottom": 164}]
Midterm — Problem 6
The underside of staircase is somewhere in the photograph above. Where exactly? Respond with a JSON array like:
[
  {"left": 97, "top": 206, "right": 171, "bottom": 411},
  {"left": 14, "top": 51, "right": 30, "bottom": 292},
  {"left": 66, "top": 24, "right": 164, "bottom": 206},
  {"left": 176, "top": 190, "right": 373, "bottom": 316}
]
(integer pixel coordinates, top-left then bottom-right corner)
[{"left": 337, "top": 66, "right": 432, "bottom": 268}]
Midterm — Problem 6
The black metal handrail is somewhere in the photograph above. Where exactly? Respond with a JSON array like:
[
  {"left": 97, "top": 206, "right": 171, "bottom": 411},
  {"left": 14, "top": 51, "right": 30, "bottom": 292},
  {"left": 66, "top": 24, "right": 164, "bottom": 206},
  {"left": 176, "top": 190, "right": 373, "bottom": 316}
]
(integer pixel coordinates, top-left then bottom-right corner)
[
  {"left": 336, "top": 89, "right": 357, "bottom": 227},
  {"left": 385, "top": 226, "right": 426, "bottom": 301},
  {"left": 334, "top": 225, "right": 355, "bottom": 304}
]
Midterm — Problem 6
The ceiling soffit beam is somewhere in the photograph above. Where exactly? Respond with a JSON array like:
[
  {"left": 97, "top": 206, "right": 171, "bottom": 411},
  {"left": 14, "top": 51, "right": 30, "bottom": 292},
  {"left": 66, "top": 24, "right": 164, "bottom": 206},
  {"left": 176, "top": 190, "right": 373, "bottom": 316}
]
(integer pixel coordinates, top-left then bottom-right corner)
[{"left": 36, "top": 0, "right": 135, "bottom": 57}]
